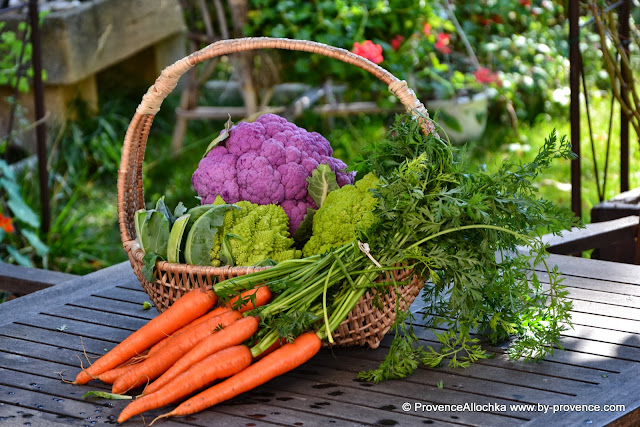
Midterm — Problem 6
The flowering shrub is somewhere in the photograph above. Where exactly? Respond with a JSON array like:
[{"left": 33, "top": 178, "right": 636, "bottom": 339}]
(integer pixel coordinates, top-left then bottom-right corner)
[
  {"left": 244, "top": 0, "right": 568, "bottom": 121},
  {"left": 452, "top": 0, "right": 568, "bottom": 122},
  {"left": 244, "top": 0, "right": 436, "bottom": 96}
]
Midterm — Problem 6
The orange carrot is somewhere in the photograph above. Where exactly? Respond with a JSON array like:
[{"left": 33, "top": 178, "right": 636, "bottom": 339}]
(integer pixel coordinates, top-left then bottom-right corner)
[
  {"left": 74, "top": 287, "right": 216, "bottom": 385},
  {"left": 148, "top": 285, "right": 271, "bottom": 356},
  {"left": 146, "top": 306, "right": 229, "bottom": 357},
  {"left": 111, "top": 309, "right": 242, "bottom": 394},
  {"left": 97, "top": 365, "right": 136, "bottom": 385},
  {"left": 96, "top": 348, "right": 151, "bottom": 384},
  {"left": 155, "top": 332, "right": 321, "bottom": 421},
  {"left": 117, "top": 345, "right": 252, "bottom": 423},
  {"left": 143, "top": 316, "right": 259, "bottom": 395}
]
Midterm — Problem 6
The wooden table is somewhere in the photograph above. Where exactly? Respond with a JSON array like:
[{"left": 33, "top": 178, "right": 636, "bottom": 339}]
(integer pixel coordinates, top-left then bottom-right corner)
[{"left": 0, "top": 254, "right": 638, "bottom": 426}]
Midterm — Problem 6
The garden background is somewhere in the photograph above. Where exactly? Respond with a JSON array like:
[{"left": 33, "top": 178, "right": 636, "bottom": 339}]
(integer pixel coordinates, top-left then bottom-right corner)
[{"left": 0, "top": 0, "right": 638, "bottom": 299}]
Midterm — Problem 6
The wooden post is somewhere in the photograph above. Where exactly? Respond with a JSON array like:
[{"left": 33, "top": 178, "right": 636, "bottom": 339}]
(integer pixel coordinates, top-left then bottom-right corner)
[
  {"left": 28, "top": 0, "right": 50, "bottom": 234},
  {"left": 619, "top": 0, "right": 631, "bottom": 193},
  {"left": 569, "top": 0, "right": 582, "bottom": 219}
]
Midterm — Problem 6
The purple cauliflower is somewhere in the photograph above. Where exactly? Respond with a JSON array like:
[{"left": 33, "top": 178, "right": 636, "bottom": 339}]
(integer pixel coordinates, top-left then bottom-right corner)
[{"left": 192, "top": 114, "right": 355, "bottom": 233}]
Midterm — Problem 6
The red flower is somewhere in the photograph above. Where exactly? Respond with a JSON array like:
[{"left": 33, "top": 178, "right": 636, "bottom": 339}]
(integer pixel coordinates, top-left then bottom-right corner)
[
  {"left": 423, "top": 23, "right": 432, "bottom": 36},
  {"left": 0, "top": 213, "right": 14, "bottom": 233},
  {"left": 473, "top": 67, "right": 501, "bottom": 85},
  {"left": 352, "top": 40, "right": 384, "bottom": 64},
  {"left": 435, "top": 33, "right": 451, "bottom": 54},
  {"left": 519, "top": 0, "right": 531, "bottom": 6},
  {"left": 390, "top": 35, "right": 405, "bottom": 51}
]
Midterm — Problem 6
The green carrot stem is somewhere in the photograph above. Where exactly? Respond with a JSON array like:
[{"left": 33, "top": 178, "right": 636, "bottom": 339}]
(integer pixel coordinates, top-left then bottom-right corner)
[
  {"left": 250, "top": 329, "right": 279, "bottom": 358},
  {"left": 408, "top": 224, "right": 531, "bottom": 250},
  {"left": 323, "top": 260, "right": 337, "bottom": 344}
]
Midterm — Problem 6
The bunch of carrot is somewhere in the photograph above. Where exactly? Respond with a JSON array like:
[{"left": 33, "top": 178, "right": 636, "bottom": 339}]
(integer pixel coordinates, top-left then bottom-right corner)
[{"left": 71, "top": 285, "right": 322, "bottom": 424}]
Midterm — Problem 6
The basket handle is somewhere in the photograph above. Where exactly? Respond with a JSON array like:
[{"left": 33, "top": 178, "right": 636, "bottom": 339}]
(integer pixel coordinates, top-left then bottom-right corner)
[{"left": 118, "top": 37, "right": 436, "bottom": 246}]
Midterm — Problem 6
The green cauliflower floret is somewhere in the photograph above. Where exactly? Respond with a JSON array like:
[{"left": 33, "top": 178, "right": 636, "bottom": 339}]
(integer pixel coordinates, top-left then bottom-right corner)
[
  {"left": 302, "top": 173, "right": 379, "bottom": 257},
  {"left": 210, "top": 199, "right": 301, "bottom": 266}
]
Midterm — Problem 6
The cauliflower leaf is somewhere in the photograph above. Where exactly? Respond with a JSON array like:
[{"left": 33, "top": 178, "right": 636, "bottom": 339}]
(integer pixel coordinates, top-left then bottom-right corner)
[{"left": 306, "top": 163, "right": 339, "bottom": 208}]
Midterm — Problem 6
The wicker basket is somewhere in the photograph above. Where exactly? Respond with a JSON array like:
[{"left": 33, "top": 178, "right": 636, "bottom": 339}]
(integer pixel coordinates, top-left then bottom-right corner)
[{"left": 117, "top": 37, "right": 436, "bottom": 349}]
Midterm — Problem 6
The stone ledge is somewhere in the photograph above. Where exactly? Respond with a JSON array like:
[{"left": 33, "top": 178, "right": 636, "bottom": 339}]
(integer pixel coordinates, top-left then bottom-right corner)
[{"left": 2, "top": 0, "right": 186, "bottom": 85}]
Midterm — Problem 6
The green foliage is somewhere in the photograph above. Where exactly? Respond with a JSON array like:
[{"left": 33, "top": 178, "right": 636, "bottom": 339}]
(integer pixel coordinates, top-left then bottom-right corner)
[
  {"left": 357, "top": 309, "right": 427, "bottom": 383},
  {"left": 354, "top": 114, "right": 578, "bottom": 380},
  {"left": 262, "top": 310, "right": 321, "bottom": 343},
  {"left": 0, "top": 21, "right": 38, "bottom": 94}
]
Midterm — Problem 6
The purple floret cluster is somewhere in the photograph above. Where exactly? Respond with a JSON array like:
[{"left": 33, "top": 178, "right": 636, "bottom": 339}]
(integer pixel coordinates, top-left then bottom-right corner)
[{"left": 192, "top": 114, "right": 355, "bottom": 233}]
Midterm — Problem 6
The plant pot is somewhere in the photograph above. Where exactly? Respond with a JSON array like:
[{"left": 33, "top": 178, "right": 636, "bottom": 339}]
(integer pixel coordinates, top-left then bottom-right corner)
[{"left": 426, "top": 91, "right": 489, "bottom": 144}]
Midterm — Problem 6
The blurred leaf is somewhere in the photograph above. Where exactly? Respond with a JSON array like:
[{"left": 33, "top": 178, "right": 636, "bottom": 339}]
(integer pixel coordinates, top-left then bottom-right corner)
[
  {"left": 21, "top": 229, "right": 49, "bottom": 256},
  {"left": 7, "top": 198, "right": 40, "bottom": 228},
  {"left": 7, "top": 246, "right": 31, "bottom": 267}
]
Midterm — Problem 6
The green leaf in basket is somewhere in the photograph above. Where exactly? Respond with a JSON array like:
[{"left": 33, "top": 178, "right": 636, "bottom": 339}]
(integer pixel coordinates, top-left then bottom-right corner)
[
  {"left": 140, "top": 210, "right": 170, "bottom": 259},
  {"left": 203, "top": 115, "right": 234, "bottom": 158},
  {"left": 134, "top": 209, "right": 147, "bottom": 251},
  {"left": 174, "top": 201, "right": 187, "bottom": 218},
  {"left": 155, "top": 196, "right": 176, "bottom": 226},
  {"left": 82, "top": 391, "right": 132, "bottom": 400},
  {"left": 167, "top": 213, "right": 190, "bottom": 263},
  {"left": 184, "top": 204, "right": 239, "bottom": 266},
  {"left": 186, "top": 204, "right": 217, "bottom": 224},
  {"left": 306, "top": 163, "right": 338, "bottom": 208},
  {"left": 142, "top": 252, "right": 162, "bottom": 282},
  {"left": 219, "top": 232, "right": 242, "bottom": 267},
  {"left": 292, "top": 207, "right": 316, "bottom": 249}
]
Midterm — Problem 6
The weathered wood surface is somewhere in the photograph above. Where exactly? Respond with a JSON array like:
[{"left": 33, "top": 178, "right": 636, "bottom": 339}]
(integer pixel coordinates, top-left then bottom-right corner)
[
  {"left": 0, "top": 254, "right": 638, "bottom": 426},
  {"left": 543, "top": 215, "right": 638, "bottom": 258},
  {"left": 0, "top": 263, "right": 78, "bottom": 295}
]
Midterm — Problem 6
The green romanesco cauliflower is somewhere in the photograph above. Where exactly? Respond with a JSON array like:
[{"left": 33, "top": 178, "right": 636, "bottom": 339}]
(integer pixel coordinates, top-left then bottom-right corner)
[
  {"left": 302, "top": 172, "right": 379, "bottom": 257},
  {"left": 210, "top": 198, "right": 301, "bottom": 266}
]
